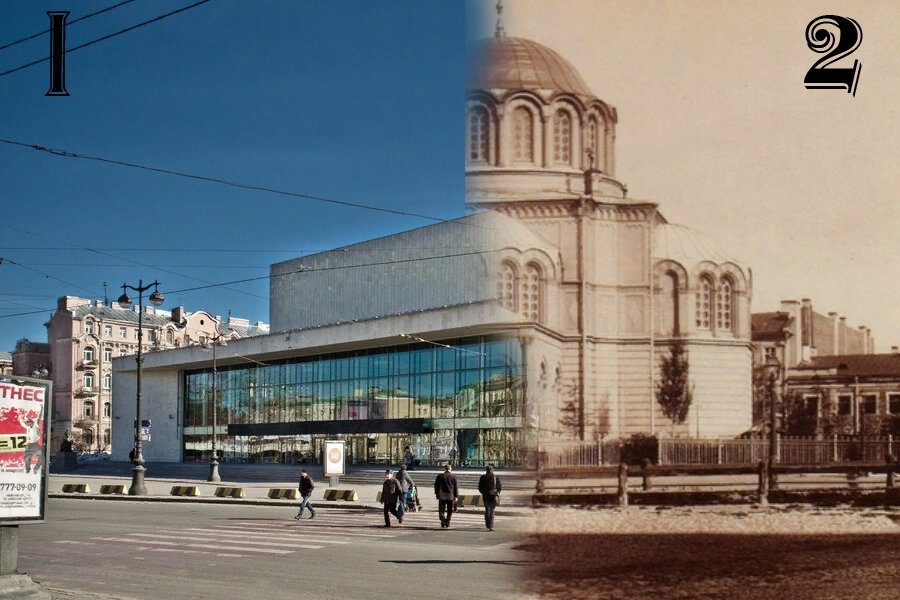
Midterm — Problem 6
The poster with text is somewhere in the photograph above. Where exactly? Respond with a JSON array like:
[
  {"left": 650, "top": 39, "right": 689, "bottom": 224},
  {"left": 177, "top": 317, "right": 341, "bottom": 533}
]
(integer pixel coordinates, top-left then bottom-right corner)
[{"left": 0, "top": 379, "right": 50, "bottom": 522}]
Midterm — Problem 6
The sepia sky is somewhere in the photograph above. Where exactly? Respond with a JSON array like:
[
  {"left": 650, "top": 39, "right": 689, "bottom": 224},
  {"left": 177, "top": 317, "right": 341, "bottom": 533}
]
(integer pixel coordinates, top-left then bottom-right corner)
[{"left": 469, "top": 0, "right": 900, "bottom": 351}]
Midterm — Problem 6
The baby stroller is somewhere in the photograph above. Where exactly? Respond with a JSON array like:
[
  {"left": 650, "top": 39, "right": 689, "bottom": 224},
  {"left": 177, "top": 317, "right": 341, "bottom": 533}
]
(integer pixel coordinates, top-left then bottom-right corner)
[{"left": 405, "top": 485, "right": 422, "bottom": 512}]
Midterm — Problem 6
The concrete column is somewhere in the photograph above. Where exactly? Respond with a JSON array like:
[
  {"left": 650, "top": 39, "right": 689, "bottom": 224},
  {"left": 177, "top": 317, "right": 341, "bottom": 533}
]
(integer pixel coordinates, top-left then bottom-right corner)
[{"left": 0, "top": 527, "right": 48, "bottom": 599}]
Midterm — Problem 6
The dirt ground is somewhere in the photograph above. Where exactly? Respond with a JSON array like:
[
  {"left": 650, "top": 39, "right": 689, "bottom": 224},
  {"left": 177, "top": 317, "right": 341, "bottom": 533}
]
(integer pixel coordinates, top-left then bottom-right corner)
[{"left": 512, "top": 506, "right": 900, "bottom": 600}]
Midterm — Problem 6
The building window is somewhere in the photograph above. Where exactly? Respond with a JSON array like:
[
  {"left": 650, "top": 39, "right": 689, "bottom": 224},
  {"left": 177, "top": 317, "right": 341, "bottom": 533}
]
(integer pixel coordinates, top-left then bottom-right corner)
[
  {"left": 764, "top": 347, "right": 777, "bottom": 361},
  {"left": 134, "top": 329, "right": 139, "bottom": 340},
  {"left": 82, "top": 429, "right": 93, "bottom": 446},
  {"left": 104, "top": 325, "right": 112, "bottom": 337},
  {"left": 862, "top": 394, "right": 878, "bottom": 414},
  {"left": 695, "top": 276, "right": 713, "bottom": 330},
  {"left": 889, "top": 393, "right": 900, "bottom": 414},
  {"left": 520, "top": 263, "right": 541, "bottom": 322},
  {"left": 83, "top": 347, "right": 94, "bottom": 362},
  {"left": 838, "top": 394, "right": 852, "bottom": 415},
  {"left": 104, "top": 347, "right": 112, "bottom": 362},
  {"left": 84, "top": 320, "right": 94, "bottom": 335},
  {"left": 497, "top": 262, "right": 517, "bottom": 312},
  {"left": 103, "top": 374, "right": 111, "bottom": 390},
  {"left": 716, "top": 278, "right": 733, "bottom": 332},
  {"left": 585, "top": 117, "right": 598, "bottom": 166},
  {"left": 103, "top": 429, "right": 110, "bottom": 446},
  {"left": 83, "top": 373, "right": 94, "bottom": 391},
  {"left": 84, "top": 400, "right": 94, "bottom": 417},
  {"left": 657, "top": 271, "right": 680, "bottom": 336},
  {"left": 103, "top": 402, "right": 111, "bottom": 417},
  {"left": 512, "top": 107, "right": 533, "bottom": 163},
  {"left": 553, "top": 110, "right": 572, "bottom": 164},
  {"left": 803, "top": 395, "right": 819, "bottom": 416},
  {"left": 119, "top": 348, "right": 128, "bottom": 357},
  {"left": 120, "top": 327, "right": 127, "bottom": 339},
  {"left": 467, "top": 106, "right": 490, "bottom": 163},
  {"left": 166, "top": 329, "right": 173, "bottom": 343}
]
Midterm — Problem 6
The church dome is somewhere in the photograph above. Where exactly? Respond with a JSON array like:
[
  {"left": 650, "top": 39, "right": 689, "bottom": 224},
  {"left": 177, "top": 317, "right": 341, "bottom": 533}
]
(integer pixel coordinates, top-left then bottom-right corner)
[{"left": 467, "top": 36, "right": 596, "bottom": 99}]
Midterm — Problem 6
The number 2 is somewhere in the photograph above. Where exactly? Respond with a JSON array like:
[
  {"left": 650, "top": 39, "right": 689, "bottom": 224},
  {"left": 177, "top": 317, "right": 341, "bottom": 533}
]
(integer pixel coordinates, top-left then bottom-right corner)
[{"left": 804, "top": 15, "right": 862, "bottom": 96}]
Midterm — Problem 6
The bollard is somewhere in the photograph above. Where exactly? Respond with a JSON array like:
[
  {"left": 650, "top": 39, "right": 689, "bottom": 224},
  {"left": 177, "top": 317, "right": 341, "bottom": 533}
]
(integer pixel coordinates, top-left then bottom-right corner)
[
  {"left": 886, "top": 454, "right": 897, "bottom": 507},
  {"left": 616, "top": 463, "right": 628, "bottom": 507},
  {"left": 757, "top": 460, "right": 769, "bottom": 506},
  {"left": 641, "top": 458, "right": 651, "bottom": 491}
]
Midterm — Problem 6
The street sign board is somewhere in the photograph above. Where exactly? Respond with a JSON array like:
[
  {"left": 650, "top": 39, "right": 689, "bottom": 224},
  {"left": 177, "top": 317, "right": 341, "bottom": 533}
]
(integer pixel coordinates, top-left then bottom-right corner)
[
  {"left": 140, "top": 427, "right": 151, "bottom": 441},
  {"left": 0, "top": 377, "right": 51, "bottom": 524},
  {"left": 324, "top": 440, "right": 345, "bottom": 476}
]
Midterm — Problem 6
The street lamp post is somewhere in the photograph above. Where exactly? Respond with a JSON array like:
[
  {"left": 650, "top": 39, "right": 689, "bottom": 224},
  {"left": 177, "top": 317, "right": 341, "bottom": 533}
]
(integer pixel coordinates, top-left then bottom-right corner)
[
  {"left": 117, "top": 280, "right": 164, "bottom": 496},
  {"left": 765, "top": 353, "right": 781, "bottom": 491},
  {"left": 205, "top": 333, "right": 226, "bottom": 483}
]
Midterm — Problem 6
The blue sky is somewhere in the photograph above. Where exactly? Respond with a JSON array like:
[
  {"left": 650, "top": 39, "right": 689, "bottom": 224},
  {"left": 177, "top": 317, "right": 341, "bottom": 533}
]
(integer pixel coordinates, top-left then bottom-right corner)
[{"left": 0, "top": 1, "right": 470, "bottom": 351}]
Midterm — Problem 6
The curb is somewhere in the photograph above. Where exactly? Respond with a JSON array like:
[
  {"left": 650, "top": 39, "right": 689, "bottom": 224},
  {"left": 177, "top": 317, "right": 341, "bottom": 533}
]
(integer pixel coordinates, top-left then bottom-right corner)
[{"left": 47, "top": 493, "right": 531, "bottom": 515}]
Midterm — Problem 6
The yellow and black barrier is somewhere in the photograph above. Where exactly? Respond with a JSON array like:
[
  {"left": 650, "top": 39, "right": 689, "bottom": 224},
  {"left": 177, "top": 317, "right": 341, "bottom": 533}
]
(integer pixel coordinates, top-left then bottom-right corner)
[
  {"left": 170, "top": 486, "right": 200, "bottom": 497},
  {"left": 99, "top": 485, "right": 126, "bottom": 495},
  {"left": 214, "top": 487, "right": 245, "bottom": 498},
  {"left": 323, "top": 489, "right": 358, "bottom": 501},
  {"left": 62, "top": 483, "right": 90, "bottom": 494},
  {"left": 268, "top": 488, "right": 300, "bottom": 500},
  {"left": 457, "top": 495, "right": 484, "bottom": 507}
]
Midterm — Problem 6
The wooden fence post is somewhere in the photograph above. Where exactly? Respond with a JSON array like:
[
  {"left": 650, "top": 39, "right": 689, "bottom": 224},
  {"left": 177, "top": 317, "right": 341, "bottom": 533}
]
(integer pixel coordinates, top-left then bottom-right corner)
[
  {"left": 641, "top": 458, "right": 651, "bottom": 491},
  {"left": 886, "top": 453, "right": 896, "bottom": 507},
  {"left": 757, "top": 460, "right": 769, "bottom": 505},
  {"left": 617, "top": 462, "right": 628, "bottom": 507}
]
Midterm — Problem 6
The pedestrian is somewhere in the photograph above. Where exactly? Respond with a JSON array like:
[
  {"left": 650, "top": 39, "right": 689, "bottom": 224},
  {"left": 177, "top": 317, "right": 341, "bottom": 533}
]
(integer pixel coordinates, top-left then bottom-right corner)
[
  {"left": 478, "top": 464, "right": 502, "bottom": 531},
  {"left": 381, "top": 470, "right": 403, "bottom": 527},
  {"left": 433, "top": 463, "right": 459, "bottom": 529},
  {"left": 294, "top": 469, "right": 316, "bottom": 520},
  {"left": 395, "top": 464, "right": 414, "bottom": 520},
  {"left": 403, "top": 445, "right": 416, "bottom": 470}
]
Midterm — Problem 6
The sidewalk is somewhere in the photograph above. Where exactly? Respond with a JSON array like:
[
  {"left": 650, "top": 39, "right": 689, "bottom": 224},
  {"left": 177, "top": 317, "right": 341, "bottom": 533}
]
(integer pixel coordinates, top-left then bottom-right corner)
[{"left": 47, "top": 472, "right": 534, "bottom": 514}]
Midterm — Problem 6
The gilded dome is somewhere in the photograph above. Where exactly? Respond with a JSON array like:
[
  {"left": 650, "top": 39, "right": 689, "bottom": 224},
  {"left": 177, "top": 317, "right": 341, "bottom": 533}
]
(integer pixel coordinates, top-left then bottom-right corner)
[{"left": 467, "top": 36, "right": 596, "bottom": 98}]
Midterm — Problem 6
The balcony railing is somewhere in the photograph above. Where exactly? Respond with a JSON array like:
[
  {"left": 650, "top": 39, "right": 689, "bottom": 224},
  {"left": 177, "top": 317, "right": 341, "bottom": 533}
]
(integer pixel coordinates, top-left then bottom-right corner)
[{"left": 74, "top": 387, "right": 96, "bottom": 397}]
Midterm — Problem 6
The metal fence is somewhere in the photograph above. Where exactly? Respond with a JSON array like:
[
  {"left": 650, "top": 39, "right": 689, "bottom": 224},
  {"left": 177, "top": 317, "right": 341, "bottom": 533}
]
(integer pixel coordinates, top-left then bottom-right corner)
[{"left": 537, "top": 436, "right": 900, "bottom": 468}]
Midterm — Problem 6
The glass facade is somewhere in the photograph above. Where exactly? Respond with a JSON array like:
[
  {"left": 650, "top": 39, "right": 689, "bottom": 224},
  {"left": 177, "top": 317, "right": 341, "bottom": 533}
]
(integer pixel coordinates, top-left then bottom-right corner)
[{"left": 183, "top": 337, "right": 525, "bottom": 466}]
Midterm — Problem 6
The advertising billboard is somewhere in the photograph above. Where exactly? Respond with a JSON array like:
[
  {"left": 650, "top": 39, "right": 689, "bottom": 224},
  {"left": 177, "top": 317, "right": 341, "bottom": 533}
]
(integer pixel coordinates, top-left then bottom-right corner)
[{"left": 0, "top": 377, "right": 51, "bottom": 524}]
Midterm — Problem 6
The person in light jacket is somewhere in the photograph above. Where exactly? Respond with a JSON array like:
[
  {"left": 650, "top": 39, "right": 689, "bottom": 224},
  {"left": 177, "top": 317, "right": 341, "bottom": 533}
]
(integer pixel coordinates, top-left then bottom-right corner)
[
  {"left": 433, "top": 463, "right": 459, "bottom": 529},
  {"left": 477, "top": 465, "right": 502, "bottom": 531}
]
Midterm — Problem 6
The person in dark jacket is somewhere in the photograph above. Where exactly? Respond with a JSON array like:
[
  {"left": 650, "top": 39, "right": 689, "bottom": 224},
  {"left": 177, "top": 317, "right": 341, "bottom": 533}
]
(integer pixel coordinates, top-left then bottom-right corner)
[
  {"left": 478, "top": 465, "right": 502, "bottom": 530},
  {"left": 294, "top": 469, "right": 316, "bottom": 519},
  {"left": 433, "top": 463, "right": 459, "bottom": 528},
  {"left": 381, "top": 470, "right": 403, "bottom": 527},
  {"left": 395, "top": 464, "right": 414, "bottom": 520}
]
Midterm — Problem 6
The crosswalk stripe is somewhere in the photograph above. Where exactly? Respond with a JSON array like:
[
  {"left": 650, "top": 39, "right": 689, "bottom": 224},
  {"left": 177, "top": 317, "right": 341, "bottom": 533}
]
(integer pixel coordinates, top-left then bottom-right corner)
[
  {"left": 129, "top": 533, "right": 318, "bottom": 549},
  {"left": 229, "top": 524, "right": 399, "bottom": 538},
  {"left": 93, "top": 537, "right": 300, "bottom": 554},
  {"left": 171, "top": 528, "right": 350, "bottom": 544}
]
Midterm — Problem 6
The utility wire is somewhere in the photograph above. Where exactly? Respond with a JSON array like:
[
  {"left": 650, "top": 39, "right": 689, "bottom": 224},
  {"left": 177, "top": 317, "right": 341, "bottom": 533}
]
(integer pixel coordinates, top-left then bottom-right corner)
[
  {"left": 0, "top": 0, "right": 139, "bottom": 52},
  {"left": 0, "top": 257, "right": 103, "bottom": 297},
  {"left": 0, "top": 0, "right": 211, "bottom": 79},
  {"left": 0, "top": 138, "right": 483, "bottom": 227}
]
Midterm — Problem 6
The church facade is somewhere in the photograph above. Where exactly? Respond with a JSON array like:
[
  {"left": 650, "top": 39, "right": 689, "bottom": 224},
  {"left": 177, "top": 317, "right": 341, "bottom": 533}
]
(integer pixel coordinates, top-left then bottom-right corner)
[{"left": 466, "top": 34, "right": 754, "bottom": 440}]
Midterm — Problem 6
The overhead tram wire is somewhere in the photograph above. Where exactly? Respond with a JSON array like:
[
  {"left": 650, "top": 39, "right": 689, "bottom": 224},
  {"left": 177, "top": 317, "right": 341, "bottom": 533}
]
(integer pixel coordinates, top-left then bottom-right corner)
[
  {"left": 0, "top": 0, "right": 139, "bottom": 52},
  {"left": 0, "top": 139, "right": 491, "bottom": 229},
  {"left": 0, "top": 223, "right": 268, "bottom": 301},
  {"left": 0, "top": 0, "right": 212, "bottom": 79},
  {"left": 0, "top": 257, "right": 103, "bottom": 298}
]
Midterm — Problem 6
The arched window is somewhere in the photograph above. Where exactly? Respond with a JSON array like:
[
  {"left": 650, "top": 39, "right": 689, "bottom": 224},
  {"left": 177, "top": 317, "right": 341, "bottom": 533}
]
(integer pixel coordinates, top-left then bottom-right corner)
[
  {"left": 659, "top": 271, "right": 680, "bottom": 336},
  {"left": 82, "top": 429, "right": 93, "bottom": 446},
  {"left": 520, "top": 263, "right": 541, "bottom": 322},
  {"left": 553, "top": 110, "right": 572, "bottom": 164},
  {"left": 84, "top": 400, "right": 94, "bottom": 417},
  {"left": 497, "top": 262, "right": 517, "bottom": 312},
  {"left": 84, "top": 319, "right": 94, "bottom": 335},
  {"left": 695, "top": 276, "right": 713, "bottom": 330},
  {"left": 717, "top": 278, "right": 734, "bottom": 332},
  {"left": 103, "top": 429, "right": 111, "bottom": 446},
  {"left": 83, "top": 373, "right": 94, "bottom": 391},
  {"left": 83, "top": 347, "right": 94, "bottom": 362},
  {"left": 166, "top": 329, "right": 173, "bottom": 343},
  {"left": 585, "top": 117, "right": 598, "bottom": 166},
  {"left": 467, "top": 106, "right": 490, "bottom": 163},
  {"left": 103, "top": 373, "right": 111, "bottom": 390},
  {"left": 512, "top": 107, "right": 533, "bottom": 163}
]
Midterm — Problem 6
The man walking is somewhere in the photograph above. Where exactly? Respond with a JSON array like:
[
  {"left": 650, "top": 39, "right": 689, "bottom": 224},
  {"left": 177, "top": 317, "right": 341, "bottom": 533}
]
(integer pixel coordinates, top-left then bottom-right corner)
[
  {"left": 433, "top": 463, "right": 459, "bottom": 529},
  {"left": 395, "top": 463, "right": 414, "bottom": 520},
  {"left": 294, "top": 469, "right": 316, "bottom": 520},
  {"left": 478, "top": 465, "right": 502, "bottom": 531},
  {"left": 381, "top": 470, "right": 403, "bottom": 527}
]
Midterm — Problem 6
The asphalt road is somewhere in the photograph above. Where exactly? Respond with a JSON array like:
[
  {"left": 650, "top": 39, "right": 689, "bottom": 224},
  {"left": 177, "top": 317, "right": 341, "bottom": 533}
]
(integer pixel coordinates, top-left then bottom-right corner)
[{"left": 17, "top": 498, "right": 531, "bottom": 600}]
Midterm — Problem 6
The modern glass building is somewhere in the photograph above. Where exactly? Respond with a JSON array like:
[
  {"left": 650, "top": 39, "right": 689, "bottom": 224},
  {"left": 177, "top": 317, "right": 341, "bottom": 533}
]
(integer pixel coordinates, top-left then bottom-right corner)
[{"left": 182, "top": 336, "right": 524, "bottom": 467}]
